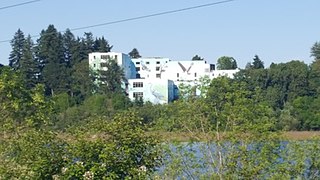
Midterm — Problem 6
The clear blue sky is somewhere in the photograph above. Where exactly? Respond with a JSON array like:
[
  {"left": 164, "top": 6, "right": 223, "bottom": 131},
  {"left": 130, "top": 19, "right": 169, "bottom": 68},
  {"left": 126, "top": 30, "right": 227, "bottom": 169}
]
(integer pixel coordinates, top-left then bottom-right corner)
[{"left": 0, "top": 0, "right": 319, "bottom": 68}]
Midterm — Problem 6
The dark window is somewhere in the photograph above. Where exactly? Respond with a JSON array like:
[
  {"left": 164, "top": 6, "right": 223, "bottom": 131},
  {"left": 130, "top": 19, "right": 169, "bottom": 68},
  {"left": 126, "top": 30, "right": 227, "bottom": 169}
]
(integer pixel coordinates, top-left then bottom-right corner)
[
  {"left": 210, "top": 64, "right": 215, "bottom": 71},
  {"left": 114, "top": 55, "right": 118, "bottom": 60},
  {"left": 156, "top": 67, "right": 160, "bottom": 71},
  {"left": 133, "top": 82, "right": 143, "bottom": 88},
  {"left": 136, "top": 62, "right": 140, "bottom": 65},
  {"left": 177, "top": 73, "right": 179, "bottom": 77},
  {"left": 156, "top": 61, "right": 160, "bottom": 64},
  {"left": 136, "top": 67, "right": 140, "bottom": 71},
  {"left": 146, "top": 62, "right": 150, "bottom": 64},
  {"left": 133, "top": 92, "right": 143, "bottom": 98},
  {"left": 101, "top": 55, "right": 109, "bottom": 59},
  {"left": 156, "top": 74, "right": 161, "bottom": 78},
  {"left": 136, "top": 74, "right": 141, "bottom": 78},
  {"left": 93, "top": 64, "right": 96, "bottom": 67},
  {"left": 100, "top": 63, "right": 108, "bottom": 68},
  {"left": 195, "top": 73, "right": 197, "bottom": 77},
  {"left": 93, "top": 56, "right": 96, "bottom": 59}
]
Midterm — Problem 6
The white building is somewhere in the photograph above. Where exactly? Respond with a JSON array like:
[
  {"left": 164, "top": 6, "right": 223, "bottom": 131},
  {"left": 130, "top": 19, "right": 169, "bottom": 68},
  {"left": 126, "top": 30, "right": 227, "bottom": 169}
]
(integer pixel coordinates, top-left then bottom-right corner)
[
  {"left": 131, "top": 57, "right": 171, "bottom": 79},
  {"left": 88, "top": 52, "right": 239, "bottom": 104},
  {"left": 89, "top": 52, "right": 136, "bottom": 80},
  {"left": 128, "top": 78, "right": 175, "bottom": 104}
]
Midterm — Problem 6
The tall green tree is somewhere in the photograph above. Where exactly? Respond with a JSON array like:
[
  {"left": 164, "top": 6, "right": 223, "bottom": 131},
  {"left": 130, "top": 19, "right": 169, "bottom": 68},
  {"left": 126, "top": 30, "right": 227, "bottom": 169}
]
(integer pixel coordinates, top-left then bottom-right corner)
[
  {"left": 128, "top": 48, "right": 141, "bottom": 58},
  {"left": 82, "top": 32, "right": 95, "bottom": 55},
  {"left": 94, "top": 36, "right": 112, "bottom": 52},
  {"left": 9, "top": 29, "right": 25, "bottom": 70},
  {"left": 62, "top": 29, "right": 77, "bottom": 67},
  {"left": 252, "top": 55, "right": 264, "bottom": 69},
  {"left": 20, "top": 35, "right": 39, "bottom": 89},
  {"left": 309, "top": 60, "right": 320, "bottom": 95},
  {"left": 36, "top": 25, "right": 69, "bottom": 96},
  {"left": 216, "top": 56, "right": 238, "bottom": 70},
  {"left": 98, "top": 59, "right": 125, "bottom": 94},
  {"left": 71, "top": 60, "right": 96, "bottom": 102},
  {"left": 266, "top": 61, "right": 309, "bottom": 109}
]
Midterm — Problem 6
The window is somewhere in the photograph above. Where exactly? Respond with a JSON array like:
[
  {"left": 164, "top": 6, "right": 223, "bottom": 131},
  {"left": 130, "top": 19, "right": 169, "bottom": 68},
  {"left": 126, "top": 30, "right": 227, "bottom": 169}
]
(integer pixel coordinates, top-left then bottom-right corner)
[
  {"left": 156, "top": 67, "right": 160, "bottom": 71},
  {"left": 136, "top": 67, "right": 140, "bottom": 71},
  {"left": 114, "top": 55, "right": 118, "bottom": 60},
  {"left": 156, "top": 61, "right": 160, "bottom": 64},
  {"left": 156, "top": 74, "right": 161, "bottom": 78},
  {"left": 93, "top": 56, "right": 96, "bottom": 59},
  {"left": 177, "top": 73, "right": 179, "bottom": 77},
  {"left": 136, "top": 74, "right": 141, "bottom": 78},
  {"left": 146, "top": 62, "right": 150, "bottom": 64},
  {"left": 133, "top": 82, "right": 143, "bottom": 88},
  {"left": 133, "top": 92, "right": 143, "bottom": 98},
  {"left": 136, "top": 62, "right": 140, "bottom": 65},
  {"left": 93, "top": 64, "right": 96, "bottom": 67},
  {"left": 100, "top": 63, "right": 108, "bottom": 68},
  {"left": 195, "top": 73, "right": 197, "bottom": 77},
  {"left": 101, "top": 55, "right": 109, "bottom": 59},
  {"left": 210, "top": 64, "right": 215, "bottom": 71}
]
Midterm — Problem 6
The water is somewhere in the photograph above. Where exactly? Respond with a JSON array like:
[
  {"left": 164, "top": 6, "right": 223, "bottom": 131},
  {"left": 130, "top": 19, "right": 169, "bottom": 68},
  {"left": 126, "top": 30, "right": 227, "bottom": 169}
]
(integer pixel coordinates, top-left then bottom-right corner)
[{"left": 155, "top": 141, "right": 320, "bottom": 179}]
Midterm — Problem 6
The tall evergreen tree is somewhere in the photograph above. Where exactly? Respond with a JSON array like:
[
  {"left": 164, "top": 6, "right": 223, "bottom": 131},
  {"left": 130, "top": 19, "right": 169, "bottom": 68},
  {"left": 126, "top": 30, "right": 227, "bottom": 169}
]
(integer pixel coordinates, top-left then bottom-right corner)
[
  {"left": 62, "top": 29, "right": 77, "bottom": 67},
  {"left": 128, "top": 48, "right": 141, "bottom": 58},
  {"left": 82, "top": 32, "right": 95, "bottom": 55},
  {"left": 9, "top": 29, "right": 25, "bottom": 70},
  {"left": 20, "top": 35, "right": 39, "bottom": 89},
  {"left": 252, "top": 55, "right": 264, "bottom": 69},
  {"left": 98, "top": 59, "right": 125, "bottom": 94},
  {"left": 36, "top": 25, "right": 69, "bottom": 96},
  {"left": 94, "top": 36, "right": 112, "bottom": 52}
]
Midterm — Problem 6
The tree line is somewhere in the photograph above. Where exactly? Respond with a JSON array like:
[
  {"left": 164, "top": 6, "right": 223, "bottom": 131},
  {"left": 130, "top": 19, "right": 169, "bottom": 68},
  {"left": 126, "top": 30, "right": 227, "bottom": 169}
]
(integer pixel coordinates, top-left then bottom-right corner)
[{"left": 1, "top": 25, "right": 320, "bottom": 178}]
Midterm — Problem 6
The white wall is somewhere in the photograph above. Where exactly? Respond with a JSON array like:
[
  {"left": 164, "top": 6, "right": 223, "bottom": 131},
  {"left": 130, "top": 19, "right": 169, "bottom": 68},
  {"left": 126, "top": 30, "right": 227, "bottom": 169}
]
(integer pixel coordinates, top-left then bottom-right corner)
[
  {"left": 131, "top": 57, "right": 170, "bottom": 79},
  {"left": 128, "top": 79, "right": 174, "bottom": 104},
  {"left": 88, "top": 52, "right": 136, "bottom": 80}
]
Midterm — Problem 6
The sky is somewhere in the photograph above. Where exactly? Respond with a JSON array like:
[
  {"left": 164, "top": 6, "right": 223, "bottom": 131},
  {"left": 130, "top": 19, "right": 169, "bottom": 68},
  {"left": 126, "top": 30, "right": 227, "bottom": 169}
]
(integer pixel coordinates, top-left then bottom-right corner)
[{"left": 0, "top": 0, "right": 320, "bottom": 68}]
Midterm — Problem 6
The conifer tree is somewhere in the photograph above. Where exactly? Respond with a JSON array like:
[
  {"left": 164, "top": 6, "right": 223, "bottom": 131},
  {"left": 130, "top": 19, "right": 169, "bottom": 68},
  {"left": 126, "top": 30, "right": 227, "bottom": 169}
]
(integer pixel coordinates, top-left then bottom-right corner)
[
  {"left": 9, "top": 29, "right": 25, "bottom": 70},
  {"left": 94, "top": 36, "right": 112, "bottom": 52},
  {"left": 20, "top": 35, "right": 39, "bottom": 89},
  {"left": 98, "top": 59, "right": 125, "bottom": 94},
  {"left": 128, "top": 48, "right": 141, "bottom": 58},
  {"left": 36, "top": 25, "right": 69, "bottom": 96}
]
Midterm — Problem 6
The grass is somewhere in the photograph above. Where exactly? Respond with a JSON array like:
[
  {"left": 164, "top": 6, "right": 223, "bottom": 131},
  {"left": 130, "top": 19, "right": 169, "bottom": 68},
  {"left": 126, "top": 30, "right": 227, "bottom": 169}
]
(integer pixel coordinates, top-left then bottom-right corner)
[{"left": 150, "top": 131, "right": 320, "bottom": 142}]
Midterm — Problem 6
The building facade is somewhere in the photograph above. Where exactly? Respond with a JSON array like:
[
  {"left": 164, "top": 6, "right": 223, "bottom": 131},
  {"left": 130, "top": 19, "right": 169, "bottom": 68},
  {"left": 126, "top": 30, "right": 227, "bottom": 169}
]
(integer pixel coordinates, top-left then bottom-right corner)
[{"left": 89, "top": 52, "right": 239, "bottom": 104}]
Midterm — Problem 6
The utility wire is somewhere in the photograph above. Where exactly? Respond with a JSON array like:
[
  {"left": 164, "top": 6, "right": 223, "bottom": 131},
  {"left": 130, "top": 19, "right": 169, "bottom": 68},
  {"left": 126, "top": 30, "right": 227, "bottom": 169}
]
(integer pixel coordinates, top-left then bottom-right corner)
[
  {"left": 0, "top": 0, "right": 41, "bottom": 11},
  {"left": 0, "top": 0, "right": 236, "bottom": 43}
]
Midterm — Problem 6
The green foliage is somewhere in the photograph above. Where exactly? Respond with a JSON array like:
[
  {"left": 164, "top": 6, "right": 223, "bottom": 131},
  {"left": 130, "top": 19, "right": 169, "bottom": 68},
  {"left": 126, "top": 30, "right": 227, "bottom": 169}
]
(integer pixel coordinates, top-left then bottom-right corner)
[
  {"left": 311, "top": 41, "right": 320, "bottom": 60},
  {"left": 292, "top": 96, "right": 320, "bottom": 130},
  {"left": 191, "top": 54, "right": 204, "bottom": 61},
  {"left": 216, "top": 56, "right": 238, "bottom": 70},
  {"left": 246, "top": 55, "right": 264, "bottom": 69},
  {"left": 0, "top": 67, "right": 51, "bottom": 130},
  {"left": 9, "top": 29, "right": 25, "bottom": 70},
  {"left": 20, "top": 35, "right": 40, "bottom": 89},
  {"left": 98, "top": 59, "right": 126, "bottom": 94},
  {"left": 36, "top": 25, "right": 69, "bottom": 96},
  {"left": 128, "top": 48, "right": 141, "bottom": 58},
  {"left": 61, "top": 111, "right": 162, "bottom": 179},
  {"left": 0, "top": 129, "right": 65, "bottom": 179}
]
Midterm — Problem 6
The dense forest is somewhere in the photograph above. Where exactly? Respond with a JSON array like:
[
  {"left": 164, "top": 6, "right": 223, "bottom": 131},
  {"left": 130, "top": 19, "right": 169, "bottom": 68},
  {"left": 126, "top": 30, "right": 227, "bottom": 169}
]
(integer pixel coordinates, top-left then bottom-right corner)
[{"left": 1, "top": 25, "right": 320, "bottom": 179}]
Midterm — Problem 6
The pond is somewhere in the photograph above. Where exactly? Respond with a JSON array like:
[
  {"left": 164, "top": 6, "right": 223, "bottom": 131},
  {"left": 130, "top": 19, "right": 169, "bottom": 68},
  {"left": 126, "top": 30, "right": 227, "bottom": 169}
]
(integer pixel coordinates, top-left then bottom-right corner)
[{"left": 154, "top": 141, "right": 320, "bottom": 179}]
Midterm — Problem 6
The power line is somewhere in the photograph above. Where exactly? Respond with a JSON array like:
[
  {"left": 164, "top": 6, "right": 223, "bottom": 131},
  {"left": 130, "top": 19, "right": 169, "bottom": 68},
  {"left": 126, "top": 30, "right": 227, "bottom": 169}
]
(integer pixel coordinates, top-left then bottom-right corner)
[
  {"left": 0, "top": 0, "right": 236, "bottom": 43},
  {"left": 0, "top": 0, "right": 41, "bottom": 11}
]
